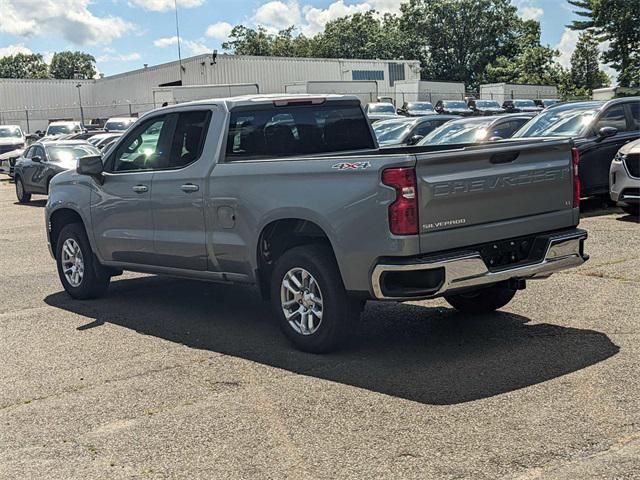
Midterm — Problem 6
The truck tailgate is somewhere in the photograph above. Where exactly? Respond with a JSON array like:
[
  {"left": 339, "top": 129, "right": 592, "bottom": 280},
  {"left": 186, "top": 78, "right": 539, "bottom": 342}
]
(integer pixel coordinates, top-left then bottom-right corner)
[{"left": 415, "top": 139, "right": 576, "bottom": 252}]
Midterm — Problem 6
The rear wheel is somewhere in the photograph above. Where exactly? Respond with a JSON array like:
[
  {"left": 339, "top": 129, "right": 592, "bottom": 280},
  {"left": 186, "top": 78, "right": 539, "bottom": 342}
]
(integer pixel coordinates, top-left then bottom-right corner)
[
  {"left": 56, "top": 223, "right": 110, "bottom": 299},
  {"left": 270, "top": 245, "right": 359, "bottom": 353},
  {"left": 15, "top": 177, "right": 31, "bottom": 203},
  {"left": 444, "top": 283, "right": 517, "bottom": 314},
  {"left": 621, "top": 204, "right": 639, "bottom": 217}
]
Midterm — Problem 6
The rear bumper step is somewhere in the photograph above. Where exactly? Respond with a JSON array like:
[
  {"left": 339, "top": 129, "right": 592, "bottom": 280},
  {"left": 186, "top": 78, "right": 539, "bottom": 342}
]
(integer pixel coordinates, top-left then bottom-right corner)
[{"left": 371, "top": 229, "right": 588, "bottom": 300}]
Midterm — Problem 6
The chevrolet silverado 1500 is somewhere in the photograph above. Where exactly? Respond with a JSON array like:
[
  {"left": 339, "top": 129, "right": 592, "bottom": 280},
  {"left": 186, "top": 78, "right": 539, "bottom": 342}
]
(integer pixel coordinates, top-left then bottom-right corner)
[{"left": 45, "top": 94, "right": 588, "bottom": 352}]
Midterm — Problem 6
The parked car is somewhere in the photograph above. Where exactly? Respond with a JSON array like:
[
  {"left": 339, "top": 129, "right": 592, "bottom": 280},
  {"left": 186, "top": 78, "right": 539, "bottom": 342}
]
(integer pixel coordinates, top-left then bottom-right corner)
[
  {"left": 364, "top": 102, "right": 399, "bottom": 123},
  {"left": 58, "top": 131, "right": 101, "bottom": 141},
  {"left": 104, "top": 117, "right": 137, "bottom": 132},
  {"left": 0, "top": 125, "right": 26, "bottom": 175},
  {"left": 534, "top": 99, "right": 560, "bottom": 109},
  {"left": 468, "top": 99, "right": 506, "bottom": 116},
  {"left": 88, "top": 132, "right": 123, "bottom": 150},
  {"left": 45, "top": 121, "right": 84, "bottom": 138},
  {"left": 13, "top": 140, "right": 100, "bottom": 203},
  {"left": 373, "top": 115, "right": 458, "bottom": 146},
  {"left": 502, "top": 99, "right": 544, "bottom": 114},
  {"left": 397, "top": 101, "right": 435, "bottom": 117},
  {"left": 610, "top": 138, "right": 640, "bottom": 216},
  {"left": 434, "top": 100, "right": 474, "bottom": 116},
  {"left": 513, "top": 97, "right": 640, "bottom": 197},
  {"left": 45, "top": 94, "right": 588, "bottom": 353},
  {"left": 418, "top": 114, "right": 535, "bottom": 145}
]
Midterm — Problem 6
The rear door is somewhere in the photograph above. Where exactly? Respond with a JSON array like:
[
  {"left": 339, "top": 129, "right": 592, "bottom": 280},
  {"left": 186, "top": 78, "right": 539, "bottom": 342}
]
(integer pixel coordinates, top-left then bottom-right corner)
[
  {"left": 415, "top": 140, "right": 575, "bottom": 253},
  {"left": 150, "top": 108, "right": 213, "bottom": 271}
]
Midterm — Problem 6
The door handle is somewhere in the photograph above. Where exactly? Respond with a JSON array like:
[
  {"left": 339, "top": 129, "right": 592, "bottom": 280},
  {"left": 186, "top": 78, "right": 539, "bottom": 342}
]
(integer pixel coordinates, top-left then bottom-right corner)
[
  {"left": 132, "top": 185, "right": 148, "bottom": 193},
  {"left": 180, "top": 183, "right": 199, "bottom": 193}
]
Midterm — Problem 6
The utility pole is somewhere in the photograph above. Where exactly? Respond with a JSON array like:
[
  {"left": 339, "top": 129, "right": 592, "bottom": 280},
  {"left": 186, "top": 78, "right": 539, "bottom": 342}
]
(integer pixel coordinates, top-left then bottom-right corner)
[
  {"left": 174, "top": 0, "right": 184, "bottom": 84},
  {"left": 76, "top": 83, "right": 85, "bottom": 126}
]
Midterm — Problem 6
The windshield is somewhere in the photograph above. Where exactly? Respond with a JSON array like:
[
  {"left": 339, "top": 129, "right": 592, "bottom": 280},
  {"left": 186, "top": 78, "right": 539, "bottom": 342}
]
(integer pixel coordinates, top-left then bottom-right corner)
[
  {"left": 373, "top": 121, "right": 412, "bottom": 145},
  {"left": 514, "top": 100, "right": 536, "bottom": 108},
  {"left": 368, "top": 104, "right": 396, "bottom": 114},
  {"left": 105, "top": 120, "right": 134, "bottom": 131},
  {"left": 0, "top": 126, "right": 22, "bottom": 138},
  {"left": 48, "top": 145, "right": 100, "bottom": 165},
  {"left": 407, "top": 102, "right": 433, "bottom": 111},
  {"left": 513, "top": 107, "right": 599, "bottom": 138},
  {"left": 476, "top": 100, "right": 501, "bottom": 108},
  {"left": 443, "top": 101, "right": 468, "bottom": 109},
  {"left": 543, "top": 99, "right": 559, "bottom": 106},
  {"left": 418, "top": 118, "right": 494, "bottom": 145},
  {"left": 47, "top": 125, "right": 73, "bottom": 135}
]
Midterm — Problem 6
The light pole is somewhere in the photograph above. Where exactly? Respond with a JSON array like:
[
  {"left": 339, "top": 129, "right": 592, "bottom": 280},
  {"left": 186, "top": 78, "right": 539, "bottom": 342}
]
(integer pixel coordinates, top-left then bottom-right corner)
[{"left": 75, "top": 83, "right": 85, "bottom": 126}]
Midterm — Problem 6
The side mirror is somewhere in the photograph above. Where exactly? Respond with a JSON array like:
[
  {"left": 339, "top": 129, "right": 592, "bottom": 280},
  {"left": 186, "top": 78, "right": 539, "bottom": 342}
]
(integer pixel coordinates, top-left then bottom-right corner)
[
  {"left": 407, "top": 135, "right": 424, "bottom": 145},
  {"left": 77, "top": 155, "right": 104, "bottom": 179},
  {"left": 597, "top": 126, "right": 617, "bottom": 140},
  {"left": 31, "top": 155, "right": 42, "bottom": 163}
]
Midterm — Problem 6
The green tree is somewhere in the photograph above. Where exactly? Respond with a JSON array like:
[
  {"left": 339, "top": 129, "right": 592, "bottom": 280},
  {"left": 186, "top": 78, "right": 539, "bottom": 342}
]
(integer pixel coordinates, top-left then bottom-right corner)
[
  {"left": 49, "top": 51, "right": 96, "bottom": 79},
  {"left": 222, "top": 25, "right": 275, "bottom": 56},
  {"left": 569, "top": 0, "right": 640, "bottom": 87},
  {"left": 482, "top": 20, "right": 564, "bottom": 87},
  {"left": 0, "top": 53, "right": 49, "bottom": 79},
  {"left": 569, "top": 31, "right": 609, "bottom": 94},
  {"left": 398, "top": 0, "right": 521, "bottom": 85}
]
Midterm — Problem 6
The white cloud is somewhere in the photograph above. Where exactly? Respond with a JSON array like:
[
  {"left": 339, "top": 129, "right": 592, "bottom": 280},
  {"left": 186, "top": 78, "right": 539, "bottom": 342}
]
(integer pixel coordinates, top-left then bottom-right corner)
[
  {"left": 0, "top": 44, "right": 33, "bottom": 58},
  {"left": 247, "top": 0, "right": 404, "bottom": 38},
  {"left": 206, "top": 21, "right": 233, "bottom": 41},
  {"left": 2, "top": 0, "right": 134, "bottom": 45},
  {"left": 154, "top": 36, "right": 211, "bottom": 56},
  {"left": 96, "top": 52, "right": 142, "bottom": 62},
  {"left": 520, "top": 6, "right": 544, "bottom": 21},
  {"left": 129, "top": 0, "right": 204, "bottom": 12},
  {"left": 254, "top": 1, "right": 302, "bottom": 31},
  {"left": 513, "top": 0, "right": 544, "bottom": 21}
]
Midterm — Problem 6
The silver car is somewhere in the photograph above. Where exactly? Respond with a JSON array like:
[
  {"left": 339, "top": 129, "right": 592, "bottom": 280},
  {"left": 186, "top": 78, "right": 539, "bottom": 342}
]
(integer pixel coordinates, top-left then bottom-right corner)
[{"left": 610, "top": 138, "right": 640, "bottom": 217}]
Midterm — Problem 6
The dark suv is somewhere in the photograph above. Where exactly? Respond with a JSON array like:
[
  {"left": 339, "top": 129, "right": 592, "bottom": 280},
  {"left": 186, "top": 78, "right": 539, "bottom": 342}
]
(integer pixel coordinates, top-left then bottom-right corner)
[
  {"left": 468, "top": 99, "right": 506, "bottom": 116},
  {"left": 434, "top": 100, "right": 474, "bottom": 116},
  {"left": 514, "top": 97, "right": 640, "bottom": 196}
]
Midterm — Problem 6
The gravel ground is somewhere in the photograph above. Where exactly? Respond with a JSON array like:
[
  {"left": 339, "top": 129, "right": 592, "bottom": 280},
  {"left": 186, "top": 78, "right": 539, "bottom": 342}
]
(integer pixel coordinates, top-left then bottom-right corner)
[{"left": 0, "top": 178, "right": 638, "bottom": 480}]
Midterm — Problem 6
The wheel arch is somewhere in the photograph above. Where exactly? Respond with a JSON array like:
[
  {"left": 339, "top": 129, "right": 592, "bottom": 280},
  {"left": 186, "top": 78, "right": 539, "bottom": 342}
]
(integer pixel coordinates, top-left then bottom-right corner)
[
  {"left": 255, "top": 217, "right": 342, "bottom": 300},
  {"left": 49, "top": 208, "right": 87, "bottom": 259}
]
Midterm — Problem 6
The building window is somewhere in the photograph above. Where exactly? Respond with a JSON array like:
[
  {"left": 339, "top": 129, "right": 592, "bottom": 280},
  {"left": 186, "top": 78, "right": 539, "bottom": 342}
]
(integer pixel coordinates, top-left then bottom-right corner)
[
  {"left": 352, "top": 70, "right": 385, "bottom": 81},
  {"left": 388, "top": 63, "right": 405, "bottom": 86}
]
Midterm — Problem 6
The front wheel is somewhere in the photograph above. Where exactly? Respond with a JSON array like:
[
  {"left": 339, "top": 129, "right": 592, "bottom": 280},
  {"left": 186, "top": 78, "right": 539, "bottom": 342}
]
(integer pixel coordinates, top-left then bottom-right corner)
[
  {"left": 15, "top": 177, "right": 31, "bottom": 203},
  {"left": 270, "top": 245, "right": 359, "bottom": 353},
  {"left": 444, "top": 283, "right": 517, "bottom": 314},
  {"left": 55, "top": 223, "right": 110, "bottom": 299}
]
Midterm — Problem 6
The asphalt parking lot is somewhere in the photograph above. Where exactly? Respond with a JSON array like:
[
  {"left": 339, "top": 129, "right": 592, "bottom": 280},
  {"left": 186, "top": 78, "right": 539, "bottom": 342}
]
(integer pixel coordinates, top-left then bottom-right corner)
[{"left": 0, "top": 177, "right": 639, "bottom": 480}]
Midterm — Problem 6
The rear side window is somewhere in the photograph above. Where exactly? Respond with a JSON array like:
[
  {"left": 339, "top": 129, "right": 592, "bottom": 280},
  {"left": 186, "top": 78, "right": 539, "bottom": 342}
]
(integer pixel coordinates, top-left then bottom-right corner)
[
  {"left": 628, "top": 101, "right": 640, "bottom": 131},
  {"left": 225, "top": 103, "right": 375, "bottom": 160}
]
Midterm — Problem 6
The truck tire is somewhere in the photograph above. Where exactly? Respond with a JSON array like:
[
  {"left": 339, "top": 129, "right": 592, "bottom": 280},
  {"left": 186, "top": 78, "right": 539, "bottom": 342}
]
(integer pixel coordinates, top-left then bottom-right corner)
[
  {"left": 55, "top": 223, "right": 110, "bottom": 299},
  {"left": 15, "top": 177, "right": 31, "bottom": 203},
  {"left": 270, "top": 244, "right": 358, "bottom": 353},
  {"left": 444, "top": 283, "right": 517, "bottom": 314}
]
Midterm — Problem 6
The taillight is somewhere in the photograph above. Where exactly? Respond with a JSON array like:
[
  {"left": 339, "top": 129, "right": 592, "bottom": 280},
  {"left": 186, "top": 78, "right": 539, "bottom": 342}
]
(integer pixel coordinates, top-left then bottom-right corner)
[
  {"left": 382, "top": 167, "right": 419, "bottom": 235},
  {"left": 571, "top": 147, "right": 580, "bottom": 207}
]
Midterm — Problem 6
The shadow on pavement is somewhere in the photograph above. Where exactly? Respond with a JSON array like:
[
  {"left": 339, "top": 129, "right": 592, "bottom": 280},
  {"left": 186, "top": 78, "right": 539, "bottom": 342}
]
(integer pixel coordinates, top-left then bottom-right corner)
[
  {"left": 13, "top": 199, "right": 47, "bottom": 208},
  {"left": 45, "top": 275, "right": 619, "bottom": 405}
]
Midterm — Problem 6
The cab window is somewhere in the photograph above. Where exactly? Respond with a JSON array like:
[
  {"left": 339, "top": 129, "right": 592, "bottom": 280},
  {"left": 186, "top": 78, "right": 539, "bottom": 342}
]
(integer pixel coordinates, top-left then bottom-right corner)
[{"left": 109, "top": 116, "right": 171, "bottom": 172}]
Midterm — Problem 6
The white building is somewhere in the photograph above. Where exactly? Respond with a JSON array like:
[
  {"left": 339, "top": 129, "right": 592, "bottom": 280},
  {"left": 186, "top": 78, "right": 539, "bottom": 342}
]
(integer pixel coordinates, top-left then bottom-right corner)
[
  {"left": 480, "top": 83, "right": 558, "bottom": 103},
  {"left": 0, "top": 54, "right": 421, "bottom": 132}
]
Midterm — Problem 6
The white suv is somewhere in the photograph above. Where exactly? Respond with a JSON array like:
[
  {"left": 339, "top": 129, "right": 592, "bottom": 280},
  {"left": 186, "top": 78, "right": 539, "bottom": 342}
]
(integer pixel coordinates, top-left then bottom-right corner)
[
  {"left": 45, "top": 121, "right": 83, "bottom": 138},
  {"left": 610, "top": 138, "right": 640, "bottom": 217}
]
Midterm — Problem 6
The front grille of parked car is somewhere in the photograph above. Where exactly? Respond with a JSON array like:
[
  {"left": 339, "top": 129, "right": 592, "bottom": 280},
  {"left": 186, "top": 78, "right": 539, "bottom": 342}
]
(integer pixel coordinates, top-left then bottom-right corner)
[
  {"left": 623, "top": 153, "right": 640, "bottom": 178},
  {"left": 477, "top": 234, "right": 548, "bottom": 271}
]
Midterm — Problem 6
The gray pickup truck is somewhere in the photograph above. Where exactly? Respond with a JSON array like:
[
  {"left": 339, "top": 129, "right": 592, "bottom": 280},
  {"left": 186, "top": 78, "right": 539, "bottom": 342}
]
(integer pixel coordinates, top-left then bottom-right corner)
[{"left": 45, "top": 94, "right": 588, "bottom": 352}]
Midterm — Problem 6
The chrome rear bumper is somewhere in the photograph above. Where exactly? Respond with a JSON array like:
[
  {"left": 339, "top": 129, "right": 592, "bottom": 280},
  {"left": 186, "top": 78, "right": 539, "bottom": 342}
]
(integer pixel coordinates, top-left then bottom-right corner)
[{"left": 371, "top": 229, "right": 588, "bottom": 300}]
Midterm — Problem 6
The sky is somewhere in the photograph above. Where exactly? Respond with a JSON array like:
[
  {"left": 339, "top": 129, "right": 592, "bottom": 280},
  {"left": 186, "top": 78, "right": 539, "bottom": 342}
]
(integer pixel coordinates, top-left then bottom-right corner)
[{"left": 0, "top": 0, "right": 610, "bottom": 79}]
